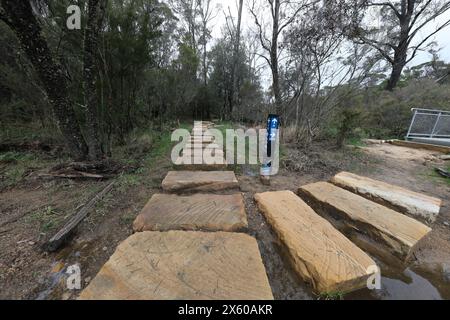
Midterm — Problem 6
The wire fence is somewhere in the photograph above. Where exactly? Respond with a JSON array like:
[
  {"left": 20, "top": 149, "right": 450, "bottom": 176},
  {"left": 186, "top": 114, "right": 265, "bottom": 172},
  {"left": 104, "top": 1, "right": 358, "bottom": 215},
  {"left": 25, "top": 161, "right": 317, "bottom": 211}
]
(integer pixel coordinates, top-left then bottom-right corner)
[{"left": 407, "top": 108, "right": 450, "bottom": 139}]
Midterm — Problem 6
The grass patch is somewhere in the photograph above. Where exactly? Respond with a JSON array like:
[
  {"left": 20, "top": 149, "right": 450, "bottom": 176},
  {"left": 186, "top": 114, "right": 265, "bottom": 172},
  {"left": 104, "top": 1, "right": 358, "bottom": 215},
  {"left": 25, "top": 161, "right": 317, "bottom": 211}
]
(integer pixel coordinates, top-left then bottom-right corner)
[
  {"left": 0, "top": 122, "right": 62, "bottom": 145},
  {"left": 0, "top": 151, "right": 56, "bottom": 189},
  {"left": 347, "top": 137, "right": 367, "bottom": 148},
  {"left": 115, "top": 123, "right": 185, "bottom": 191},
  {"left": 120, "top": 212, "right": 136, "bottom": 226},
  {"left": 317, "top": 291, "right": 345, "bottom": 300},
  {"left": 25, "top": 206, "right": 67, "bottom": 233},
  {"left": 428, "top": 165, "right": 450, "bottom": 186}
]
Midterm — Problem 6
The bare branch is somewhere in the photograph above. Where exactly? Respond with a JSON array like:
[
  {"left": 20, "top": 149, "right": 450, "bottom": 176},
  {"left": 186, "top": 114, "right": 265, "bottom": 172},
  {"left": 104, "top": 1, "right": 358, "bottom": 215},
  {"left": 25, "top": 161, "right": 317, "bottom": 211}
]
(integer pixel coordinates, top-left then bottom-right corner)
[
  {"left": 366, "top": 1, "right": 402, "bottom": 19},
  {"left": 407, "top": 19, "right": 450, "bottom": 63}
]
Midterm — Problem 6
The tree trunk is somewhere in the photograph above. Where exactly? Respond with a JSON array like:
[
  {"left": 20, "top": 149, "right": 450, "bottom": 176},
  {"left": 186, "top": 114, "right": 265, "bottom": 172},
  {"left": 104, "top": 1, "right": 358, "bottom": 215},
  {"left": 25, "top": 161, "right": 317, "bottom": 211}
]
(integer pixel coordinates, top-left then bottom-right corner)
[
  {"left": 386, "top": 53, "right": 407, "bottom": 91},
  {"left": 384, "top": 0, "right": 414, "bottom": 91},
  {"left": 0, "top": 0, "right": 88, "bottom": 160},
  {"left": 271, "top": 0, "right": 282, "bottom": 115},
  {"left": 230, "top": 0, "right": 244, "bottom": 117},
  {"left": 83, "top": 0, "right": 106, "bottom": 160}
]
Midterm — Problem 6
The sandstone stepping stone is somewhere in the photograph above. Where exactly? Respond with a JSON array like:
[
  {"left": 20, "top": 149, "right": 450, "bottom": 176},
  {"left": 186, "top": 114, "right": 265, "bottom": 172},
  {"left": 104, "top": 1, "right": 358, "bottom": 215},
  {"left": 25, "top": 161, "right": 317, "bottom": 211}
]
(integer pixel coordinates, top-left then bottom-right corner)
[
  {"left": 183, "top": 144, "right": 223, "bottom": 152},
  {"left": 133, "top": 193, "right": 247, "bottom": 232},
  {"left": 162, "top": 171, "right": 238, "bottom": 192},
  {"left": 183, "top": 143, "right": 208, "bottom": 150},
  {"left": 177, "top": 150, "right": 225, "bottom": 162},
  {"left": 78, "top": 231, "right": 273, "bottom": 300},
  {"left": 175, "top": 162, "right": 228, "bottom": 171},
  {"left": 254, "top": 190, "right": 376, "bottom": 294},
  {"left": 298, "top": 182, "right": 432, "bottom": 261},
  {"left": 189, "top": 138, "right": 215, "bottom": 145},
  {"left": 174, "top": 160, "right": 228, "bottom": 171},
  {"left": 331, "top": 172, "right": 441, "bottom": 222}
]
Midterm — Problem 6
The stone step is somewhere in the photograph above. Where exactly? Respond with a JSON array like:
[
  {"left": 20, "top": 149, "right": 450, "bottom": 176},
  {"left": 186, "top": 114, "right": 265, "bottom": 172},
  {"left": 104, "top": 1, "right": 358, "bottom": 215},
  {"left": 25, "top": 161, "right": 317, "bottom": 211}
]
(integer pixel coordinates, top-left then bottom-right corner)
[
  {"left": 194, "top": 121, "right": 214, "bottom": 126},
  {"left": 173, "top": 148, "right": 228, "bottom": 170},
  {"left": 175, "top": 150, "right": 226, "bottom": 166},
  {"left": 188, "top": 138, "right": 215, "bottom": 144},
  {"left": 192, "top": 128, "right": 213, "bottom": 133},
  {"left": 79, "top": 231, "right": 273, "bottom": 300},
  {"left": 191, "top": 135, "right": 215, "bottom": 140},
  {"left": 162, "top": 171, "right": 238, "bottom": 192},
  {"left": 133, "top": 193, "right": 247, "bottom": 232},
  {"left": 190, "top": 134, "right": 215, "bottom": 139},
  {"left": 183, "top": 144, "right": 223, "bottom": 151},
  {"left": 331, "top": 172, "right": 441, "bottom": 222},
  {"left": 254, "top": 190, "right": 376, "bottom": 294},
  {"left": 298, "top": 182, "right": 432, "bottom": 261},
  {"left": 174, "top": 162, "right": 228, "bottom": 171}
]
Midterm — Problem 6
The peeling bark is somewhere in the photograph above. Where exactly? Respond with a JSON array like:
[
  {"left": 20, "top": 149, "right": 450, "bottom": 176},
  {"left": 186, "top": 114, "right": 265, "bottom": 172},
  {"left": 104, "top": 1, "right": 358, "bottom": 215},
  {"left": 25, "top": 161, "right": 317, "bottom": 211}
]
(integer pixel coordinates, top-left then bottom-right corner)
[
  {"left": 0, "top": 0, "right": 88, "bottom": 160},
  {"left": 83, "top": 0, "right": 107, "bottom": 160}
]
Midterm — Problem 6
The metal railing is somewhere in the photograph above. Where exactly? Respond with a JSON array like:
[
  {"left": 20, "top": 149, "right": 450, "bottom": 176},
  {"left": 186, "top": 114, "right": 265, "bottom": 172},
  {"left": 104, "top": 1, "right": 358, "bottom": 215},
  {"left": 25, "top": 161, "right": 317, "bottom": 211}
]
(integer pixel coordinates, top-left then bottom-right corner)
[{"left": 406, "top": 108, "right": 450, "bottom": 139}]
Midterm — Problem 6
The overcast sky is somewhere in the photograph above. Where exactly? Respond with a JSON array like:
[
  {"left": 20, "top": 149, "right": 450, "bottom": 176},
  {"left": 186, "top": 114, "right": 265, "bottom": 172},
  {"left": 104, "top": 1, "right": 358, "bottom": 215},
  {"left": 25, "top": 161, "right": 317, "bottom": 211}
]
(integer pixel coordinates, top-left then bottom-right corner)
[{"left": 209, "top": 0, "right": 450, "bottom": 86}]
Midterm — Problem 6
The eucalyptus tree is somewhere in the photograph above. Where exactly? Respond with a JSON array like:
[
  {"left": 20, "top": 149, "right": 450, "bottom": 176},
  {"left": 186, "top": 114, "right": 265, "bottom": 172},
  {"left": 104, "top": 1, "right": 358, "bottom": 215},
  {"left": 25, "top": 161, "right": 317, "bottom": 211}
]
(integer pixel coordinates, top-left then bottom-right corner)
[
  {"left": 0, "top": 0, "right": 89, "bottom": 159},
  {"left": 249, "top": 0, "right": 319, "bottom": 115},
  {"left": 355, "top": 0, "right": 450, "bottom": 91}
]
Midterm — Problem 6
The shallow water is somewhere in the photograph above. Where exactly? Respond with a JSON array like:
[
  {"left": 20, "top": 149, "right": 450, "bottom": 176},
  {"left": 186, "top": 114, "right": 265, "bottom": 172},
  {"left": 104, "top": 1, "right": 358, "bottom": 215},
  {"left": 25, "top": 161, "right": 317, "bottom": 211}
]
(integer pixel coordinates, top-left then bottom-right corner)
[{"left": 346, "top": 268, "right": 445, "bottom": 300}]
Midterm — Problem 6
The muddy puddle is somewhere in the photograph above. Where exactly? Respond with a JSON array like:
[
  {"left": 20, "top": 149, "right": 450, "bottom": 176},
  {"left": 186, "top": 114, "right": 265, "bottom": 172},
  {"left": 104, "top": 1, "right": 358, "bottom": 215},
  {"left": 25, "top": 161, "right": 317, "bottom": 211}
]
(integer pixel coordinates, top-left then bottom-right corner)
[
  {"left": 346, "top": 267, "right": 448, "bottom": 300},
  {"left": 34, "top": 239, "right": 102, "bottom": 300}
]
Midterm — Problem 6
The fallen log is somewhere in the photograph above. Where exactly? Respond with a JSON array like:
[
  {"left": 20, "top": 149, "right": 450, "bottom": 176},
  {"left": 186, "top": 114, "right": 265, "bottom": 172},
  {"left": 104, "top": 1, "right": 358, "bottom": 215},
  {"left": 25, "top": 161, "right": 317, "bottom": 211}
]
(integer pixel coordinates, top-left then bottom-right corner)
[
  {"left": 45, "top": 181, "right": 115, "bottom": 252},
  {"left": 435, "top": 168, "right": 450, "bottom": 179},
  {"left": 38, "top": 172, "right": 114, "bottom": 180},
  {"left": 0, "top": 141, "right": 53, "bottom": 153}
]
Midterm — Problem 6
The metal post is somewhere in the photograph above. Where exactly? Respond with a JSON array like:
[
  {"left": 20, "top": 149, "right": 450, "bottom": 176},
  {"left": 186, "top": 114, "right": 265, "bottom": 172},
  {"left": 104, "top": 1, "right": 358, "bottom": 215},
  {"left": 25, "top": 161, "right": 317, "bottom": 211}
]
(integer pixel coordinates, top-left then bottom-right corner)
[
  {"left": 430, "top": 112, "right": 442, "bottom": 138},
  {"left": 406, "top": 109, "right": 418, "bottom": 139}
]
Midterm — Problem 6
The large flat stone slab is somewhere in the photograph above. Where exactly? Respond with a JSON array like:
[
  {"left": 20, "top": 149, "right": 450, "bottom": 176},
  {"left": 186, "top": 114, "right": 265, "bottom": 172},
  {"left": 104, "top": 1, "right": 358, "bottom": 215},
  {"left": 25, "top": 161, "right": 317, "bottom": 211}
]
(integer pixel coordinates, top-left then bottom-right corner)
[
  {"left": 254, "top": 190, "right": 376, "bottom": 294},
  {"left": 298, "top": 182, "right": 432, "bottom": 261},
  {"left": 189, "top": 137, "right": 215, "bottom": 142},
  {"left": 78, "top": 231, "right": 273, "bottom": 300},
  {"left": 162, "top": 171, "right": 238, "bottom": 192},
  {"left": 174, "top": 149, "right": 227, "bottom": 170},
  {"left": 174, "top": 161, "right": 228, "bottom": 171},
  {"left": 331, "top": 172, "right": 441, "bottom": 222},
  {"left": 133, "top": 193, "right": 247, "bottom": 232}
]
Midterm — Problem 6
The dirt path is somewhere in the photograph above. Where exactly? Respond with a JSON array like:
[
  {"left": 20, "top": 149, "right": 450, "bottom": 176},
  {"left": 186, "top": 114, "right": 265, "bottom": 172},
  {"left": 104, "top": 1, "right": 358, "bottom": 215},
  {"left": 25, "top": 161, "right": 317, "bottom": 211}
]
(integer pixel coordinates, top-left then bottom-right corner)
[{"left": 1, "top": 133, "right": 449, "bottom": 300}]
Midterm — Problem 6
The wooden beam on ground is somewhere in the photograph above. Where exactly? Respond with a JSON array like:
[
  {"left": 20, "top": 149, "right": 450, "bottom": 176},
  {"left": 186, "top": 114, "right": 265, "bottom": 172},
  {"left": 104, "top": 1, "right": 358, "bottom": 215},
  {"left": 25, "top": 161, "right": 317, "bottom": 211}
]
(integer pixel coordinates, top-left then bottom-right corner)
[{"left": 45, "top": 181, "right": 115, "bottom": 252}]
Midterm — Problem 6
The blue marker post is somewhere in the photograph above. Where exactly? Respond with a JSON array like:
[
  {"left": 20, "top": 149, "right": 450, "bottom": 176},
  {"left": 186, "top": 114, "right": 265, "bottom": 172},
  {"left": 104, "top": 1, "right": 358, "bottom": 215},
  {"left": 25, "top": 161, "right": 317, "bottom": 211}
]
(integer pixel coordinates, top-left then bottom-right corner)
[{"left": 260, "top": 114, "right": 280, "bottom": 185}]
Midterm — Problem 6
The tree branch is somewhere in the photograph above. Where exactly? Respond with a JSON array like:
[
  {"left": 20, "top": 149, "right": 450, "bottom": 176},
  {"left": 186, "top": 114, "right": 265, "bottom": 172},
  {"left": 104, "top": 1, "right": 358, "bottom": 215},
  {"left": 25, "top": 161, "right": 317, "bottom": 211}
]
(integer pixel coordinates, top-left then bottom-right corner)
[
  {"left": 407, "top": 19, "right": 450, "bottom": 63},
  {"left": 366, "top": 1, "right": 402, "bottom": 20}
]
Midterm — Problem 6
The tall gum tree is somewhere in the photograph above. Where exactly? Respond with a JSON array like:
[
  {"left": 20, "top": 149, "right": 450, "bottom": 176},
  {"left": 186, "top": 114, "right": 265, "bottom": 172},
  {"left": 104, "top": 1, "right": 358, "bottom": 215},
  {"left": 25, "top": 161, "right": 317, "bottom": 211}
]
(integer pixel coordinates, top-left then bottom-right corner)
[
  {"left": 249, "top": 0, "right": 317, "bottom": 115},
  {"left": 356, "top": 0, "right": 450, "bottom": 91},
  {"left": 83, "top": 0, "right": 107, "bottom": 161}
]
